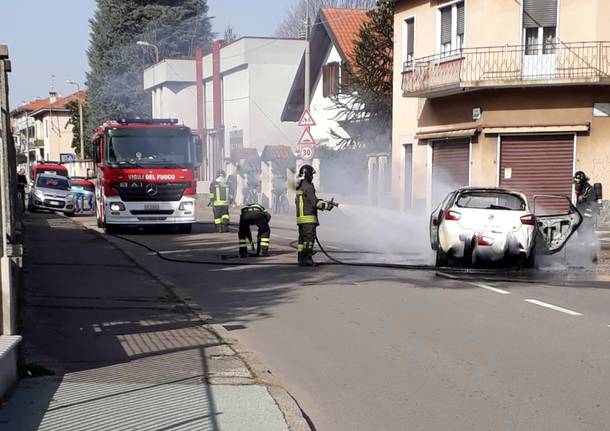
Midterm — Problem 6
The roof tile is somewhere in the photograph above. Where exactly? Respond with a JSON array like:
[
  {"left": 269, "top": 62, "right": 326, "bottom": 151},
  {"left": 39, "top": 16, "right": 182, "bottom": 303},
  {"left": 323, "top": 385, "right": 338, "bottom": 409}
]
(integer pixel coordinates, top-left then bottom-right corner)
[{"left": 320, "top": 8, "right": 370, "bottom": 63}]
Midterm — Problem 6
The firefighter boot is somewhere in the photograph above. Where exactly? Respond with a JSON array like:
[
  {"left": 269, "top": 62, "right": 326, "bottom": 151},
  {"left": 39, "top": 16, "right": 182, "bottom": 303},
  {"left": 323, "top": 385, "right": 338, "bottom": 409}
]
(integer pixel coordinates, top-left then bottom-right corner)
[{"left": 300, "top": 249, "right": 316, "bottom": 267}]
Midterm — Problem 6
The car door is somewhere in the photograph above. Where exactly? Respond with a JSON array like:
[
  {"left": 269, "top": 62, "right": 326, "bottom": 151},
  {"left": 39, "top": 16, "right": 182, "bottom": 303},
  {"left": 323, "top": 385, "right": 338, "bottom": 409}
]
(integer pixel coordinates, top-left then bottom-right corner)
[
  {"left": 533, "top": 195, "right": 583, "bottom": 254},
  {"left": 430, "top": 192, "right": 454, "bottom": 250}
]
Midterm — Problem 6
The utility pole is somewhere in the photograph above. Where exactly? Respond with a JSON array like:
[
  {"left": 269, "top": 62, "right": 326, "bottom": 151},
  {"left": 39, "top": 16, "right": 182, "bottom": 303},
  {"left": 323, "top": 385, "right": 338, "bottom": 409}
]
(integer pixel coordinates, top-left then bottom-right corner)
[
  {"left": 304, "top": 0, "right": 311, "bottom": 110},
  {"left": 67, "top": 80, "right": 84, "bottom": 159}
]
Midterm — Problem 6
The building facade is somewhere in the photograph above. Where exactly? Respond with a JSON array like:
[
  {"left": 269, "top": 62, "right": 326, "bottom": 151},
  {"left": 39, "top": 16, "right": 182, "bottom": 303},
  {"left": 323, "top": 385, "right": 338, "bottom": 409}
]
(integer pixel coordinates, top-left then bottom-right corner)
[
  {"left": 282, "top": 8, "right": 370, "bottom": 149},
  {"left": 393, "top": 0, "right": 610, "bottom": 213},
  {"left": 143, "top": 37, "right": 305, "bottom": 181},
  {"left": 12, "top": 91, "right": 85, "bottom": 164}
]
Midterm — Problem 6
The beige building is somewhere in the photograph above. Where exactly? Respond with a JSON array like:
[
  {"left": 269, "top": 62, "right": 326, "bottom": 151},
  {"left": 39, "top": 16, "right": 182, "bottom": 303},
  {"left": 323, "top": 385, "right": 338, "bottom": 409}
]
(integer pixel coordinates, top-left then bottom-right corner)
[
  {"left": 393, "top": 0, "right": 610, "bottom": 213},
  {"left": 12, "top": 91, "right": 85, "bottom": 164}
]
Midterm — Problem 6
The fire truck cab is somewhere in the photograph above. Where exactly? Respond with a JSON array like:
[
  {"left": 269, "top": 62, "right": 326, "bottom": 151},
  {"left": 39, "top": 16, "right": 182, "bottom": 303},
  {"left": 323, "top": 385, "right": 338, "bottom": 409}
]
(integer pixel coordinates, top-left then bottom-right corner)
[{"left": 92, "top": 118, "right": 203, "bottom": 234}]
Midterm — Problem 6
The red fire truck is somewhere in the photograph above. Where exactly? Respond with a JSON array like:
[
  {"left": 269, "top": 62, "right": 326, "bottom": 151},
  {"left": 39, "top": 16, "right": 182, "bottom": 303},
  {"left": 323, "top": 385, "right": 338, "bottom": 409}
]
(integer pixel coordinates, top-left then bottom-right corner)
[{"left": 92, "top": 118, "right": 202, "bottom": 234}]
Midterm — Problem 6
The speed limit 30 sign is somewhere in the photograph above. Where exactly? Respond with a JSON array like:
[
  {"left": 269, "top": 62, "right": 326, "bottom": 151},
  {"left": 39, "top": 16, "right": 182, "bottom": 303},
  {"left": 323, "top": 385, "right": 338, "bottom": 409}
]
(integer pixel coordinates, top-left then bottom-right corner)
[{"left": 299, "top": 144, "right": 314, "bottom": 161}]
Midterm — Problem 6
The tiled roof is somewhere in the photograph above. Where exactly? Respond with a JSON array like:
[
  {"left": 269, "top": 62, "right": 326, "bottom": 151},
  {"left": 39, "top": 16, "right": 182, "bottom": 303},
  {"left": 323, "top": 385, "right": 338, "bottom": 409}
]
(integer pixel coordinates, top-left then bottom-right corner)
[
  {"left": 261, "top": 145, "right": 294, "bottom": 161},
  {"left": 15, "top": 90, "right": 87, "bottom": 116},
  {"left": 231, "top": 147, "right": 260, "bottom": 162},
  {"left": 320, "top": 8, "right": 369, "bottom": 63}
]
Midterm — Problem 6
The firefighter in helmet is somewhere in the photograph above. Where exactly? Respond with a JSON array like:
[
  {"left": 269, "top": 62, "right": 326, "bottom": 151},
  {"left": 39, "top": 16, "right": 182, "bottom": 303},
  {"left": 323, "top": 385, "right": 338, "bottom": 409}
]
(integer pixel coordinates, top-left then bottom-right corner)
[
  {"left": 238, "top": 203, "right": 271, "bottom": 257},
  {"left": 295, "top": 164, "right": 336, "bottom": 266},
  {"left": 574, "top": 171, "right": 596, "bottom": 222},
  {"left": 210, "top": 170, "right": 231, "bottom": 232}
]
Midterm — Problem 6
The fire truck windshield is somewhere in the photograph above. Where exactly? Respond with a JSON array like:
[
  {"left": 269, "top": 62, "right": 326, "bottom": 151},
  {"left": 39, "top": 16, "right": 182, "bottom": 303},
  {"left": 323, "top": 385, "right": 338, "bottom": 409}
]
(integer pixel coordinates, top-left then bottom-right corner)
[{"left": 106, "top": 128, "right": 192, "bottom": 168}]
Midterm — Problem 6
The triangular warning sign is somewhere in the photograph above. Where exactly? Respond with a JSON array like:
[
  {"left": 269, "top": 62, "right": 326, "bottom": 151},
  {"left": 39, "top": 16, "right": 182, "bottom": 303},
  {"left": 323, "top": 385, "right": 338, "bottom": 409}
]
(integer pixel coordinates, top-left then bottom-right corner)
[
  {"left": 298, "top": 109, "right": 316, "bottom": 127},
  {"left": 298, "top": 128, "right": 316, "bottom": 146}
]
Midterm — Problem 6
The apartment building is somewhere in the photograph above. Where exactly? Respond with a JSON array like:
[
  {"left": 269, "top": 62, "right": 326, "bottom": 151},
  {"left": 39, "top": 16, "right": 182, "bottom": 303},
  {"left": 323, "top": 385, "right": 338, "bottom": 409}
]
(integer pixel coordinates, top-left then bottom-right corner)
[{"left": 392, "top": 0, "right": 610, "bottom": 213}]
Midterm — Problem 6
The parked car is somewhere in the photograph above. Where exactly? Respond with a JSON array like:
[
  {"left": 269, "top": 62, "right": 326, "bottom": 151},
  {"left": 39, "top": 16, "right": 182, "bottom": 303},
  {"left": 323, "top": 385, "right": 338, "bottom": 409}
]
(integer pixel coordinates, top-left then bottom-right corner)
[
  {"left": 28, "top": 173, "right": 76, "bottom": 216},
  {"left": 429, "top": 187, "right": 582, "bottom": 267},
  {"left": 70, "top": 178, "right": 96, "bottom": 212}
]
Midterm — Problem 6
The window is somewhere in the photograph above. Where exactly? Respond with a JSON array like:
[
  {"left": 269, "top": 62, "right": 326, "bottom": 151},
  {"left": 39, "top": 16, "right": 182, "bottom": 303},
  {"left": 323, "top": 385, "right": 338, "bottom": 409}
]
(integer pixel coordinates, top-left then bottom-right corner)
[
  {"left": 340, "top": 63, "right": 351, "bottom": 94},
  {"left": 322, "top": 62, "right": 340, "bottom": 97},
  {"left": 403, "top": 17, "right": 415, "bottom": 69},
  {"left": 523, "top": 0, "right": 557, "bottom": 55},
  {"left": 439, "top": 1, "right": 465, "bottom": 57}
]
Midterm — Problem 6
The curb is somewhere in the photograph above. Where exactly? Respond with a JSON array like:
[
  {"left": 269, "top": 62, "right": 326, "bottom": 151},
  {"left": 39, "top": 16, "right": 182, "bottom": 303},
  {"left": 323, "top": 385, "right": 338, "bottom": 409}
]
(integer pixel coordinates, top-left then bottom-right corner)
[{"left": 70, "top": 217, "right": 313, "bottom": 431}]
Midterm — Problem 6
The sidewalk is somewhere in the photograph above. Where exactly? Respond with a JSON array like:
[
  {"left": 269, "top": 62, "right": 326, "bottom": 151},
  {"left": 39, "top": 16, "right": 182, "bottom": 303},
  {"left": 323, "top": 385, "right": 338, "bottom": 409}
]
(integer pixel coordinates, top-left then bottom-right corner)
[{"left": 0, "top": 213, "right": 296, "bottom": 431}]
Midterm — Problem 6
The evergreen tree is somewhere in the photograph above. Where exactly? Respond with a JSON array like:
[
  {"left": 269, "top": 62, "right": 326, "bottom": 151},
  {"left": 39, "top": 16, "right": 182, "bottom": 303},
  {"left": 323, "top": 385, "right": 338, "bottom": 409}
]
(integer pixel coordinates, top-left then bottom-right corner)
[
  {"left": 331, "top": 0, "right": 393, "bottom": 151},
  {"left": 86, "top": 0, "right": 213, "bottom": 133}
]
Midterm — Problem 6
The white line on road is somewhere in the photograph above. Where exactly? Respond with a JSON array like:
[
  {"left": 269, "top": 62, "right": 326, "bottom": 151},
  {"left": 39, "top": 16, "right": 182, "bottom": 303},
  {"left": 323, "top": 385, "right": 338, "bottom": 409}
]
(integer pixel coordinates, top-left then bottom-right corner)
[
  {"left": 471, "top": 282, "right": 511, "bottom": 295},
  {"left": 524, "top": 299, "right": 583, "bottom": 316}
]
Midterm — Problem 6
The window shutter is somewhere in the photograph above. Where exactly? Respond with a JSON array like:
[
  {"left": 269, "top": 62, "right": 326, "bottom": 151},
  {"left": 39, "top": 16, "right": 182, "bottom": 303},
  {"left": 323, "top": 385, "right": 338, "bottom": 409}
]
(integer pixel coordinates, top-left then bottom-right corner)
[
  {"left": 440, "top": 6, "right": 452, "bottom": 44},
  {"left": 406, "top": 18, "right": 415, "bottom": 56},
  {"left": 457, "top": 2, "right": 465, "bottom": 36},
  {"left": 341, "top": 63, "right": 351, "bottom": 94},
  {"left": 323, "top": 65, "right": 330, "bottom": 98},
  {"left": 523, "top": 0, "right": 557, "bottom": 28},
  {"left": 331, "top": 62, "right": 340, "bottom": 96}
]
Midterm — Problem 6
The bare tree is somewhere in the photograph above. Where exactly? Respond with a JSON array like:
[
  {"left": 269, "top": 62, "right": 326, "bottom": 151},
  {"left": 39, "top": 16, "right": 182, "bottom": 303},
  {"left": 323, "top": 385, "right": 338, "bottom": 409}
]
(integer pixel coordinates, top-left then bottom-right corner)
[{"left": 275, "top": 0, "right": 377, "bottom": 38}]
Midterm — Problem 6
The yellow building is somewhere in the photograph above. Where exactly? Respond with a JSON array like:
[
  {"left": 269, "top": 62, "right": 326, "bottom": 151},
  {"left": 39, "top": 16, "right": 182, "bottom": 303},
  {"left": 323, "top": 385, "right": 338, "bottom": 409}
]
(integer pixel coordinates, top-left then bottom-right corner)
[{"left": 392, "top": 0, "right": 610, "bottom": 213}]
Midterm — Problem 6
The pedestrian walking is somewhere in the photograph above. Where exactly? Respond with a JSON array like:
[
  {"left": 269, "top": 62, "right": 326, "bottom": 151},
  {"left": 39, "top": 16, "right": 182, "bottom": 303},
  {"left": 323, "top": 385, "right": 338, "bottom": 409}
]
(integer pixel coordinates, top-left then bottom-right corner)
[
  {"left": 17, "top": 168, "right": 27, "bottom": 213},
  {"left": 238, "top": 203, "right": 271, "bottom": 257}
]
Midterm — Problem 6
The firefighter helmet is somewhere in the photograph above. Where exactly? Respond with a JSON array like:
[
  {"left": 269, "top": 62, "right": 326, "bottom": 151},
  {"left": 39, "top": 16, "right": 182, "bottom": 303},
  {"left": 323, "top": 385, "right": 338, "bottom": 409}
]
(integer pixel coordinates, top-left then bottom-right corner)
[
  {"left": 573, "top": 171, "right": 590, "bottom": 184},
  {"left": 298, "top": 164, "right": 316, "bottom": 179}
]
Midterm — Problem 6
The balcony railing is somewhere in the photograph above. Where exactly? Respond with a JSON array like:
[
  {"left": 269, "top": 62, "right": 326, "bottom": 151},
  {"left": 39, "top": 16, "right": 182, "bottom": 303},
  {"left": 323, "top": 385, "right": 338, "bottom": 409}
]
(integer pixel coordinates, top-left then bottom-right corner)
[{"left": 402, "top": 41, "right": 610, "bottom": 97}]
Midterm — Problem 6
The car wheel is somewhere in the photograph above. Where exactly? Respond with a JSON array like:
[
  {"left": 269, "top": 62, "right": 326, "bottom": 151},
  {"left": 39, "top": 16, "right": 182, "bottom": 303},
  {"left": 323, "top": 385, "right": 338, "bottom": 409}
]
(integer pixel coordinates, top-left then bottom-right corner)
[
  {"left": 435, "top": 248, "right": 449, "bottom": 267},
  {"left": 178, "top": 224, "right": 192, "bottom": 234},
  {"left": 65, "top": 211, "right": 75, "bottom": 217},
  {"left": 523, "top": 251, "right": 536, "bottom": 269}
]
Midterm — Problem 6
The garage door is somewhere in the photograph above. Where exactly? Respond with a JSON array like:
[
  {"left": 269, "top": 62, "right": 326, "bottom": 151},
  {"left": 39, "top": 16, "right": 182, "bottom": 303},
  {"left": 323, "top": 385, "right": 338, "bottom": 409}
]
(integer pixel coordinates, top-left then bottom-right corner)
[
  {"left": 500, "top": 135, "right": 574, "bottom": 213},
  {"left": 432, "top": 139, "right": 470, "bottom": 205}
]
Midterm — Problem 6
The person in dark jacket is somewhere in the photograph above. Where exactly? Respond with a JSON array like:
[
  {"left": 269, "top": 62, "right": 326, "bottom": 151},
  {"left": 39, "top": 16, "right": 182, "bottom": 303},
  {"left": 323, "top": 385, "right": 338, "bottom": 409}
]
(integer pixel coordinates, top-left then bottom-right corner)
[
  {"left": 574, "top": 171, "right": 596, "bottom": 220},
  {"left": 295, "top": 164, "right": 335, "bottom": 266},
  {"left": 238, "top": 203, "right": 271, "bottom": 257},
  {"left": 210, "top": 170, "right": 231, "bottom": 232}
]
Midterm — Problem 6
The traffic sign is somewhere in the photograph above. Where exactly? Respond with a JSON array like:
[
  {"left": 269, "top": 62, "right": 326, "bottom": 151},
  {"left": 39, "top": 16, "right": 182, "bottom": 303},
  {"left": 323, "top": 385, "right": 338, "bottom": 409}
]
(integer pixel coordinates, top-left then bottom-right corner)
[
  {"left": 298, "top": 128, "right": 316, "bottom": 146},
  {"left": 298, "top": 109, "right": 316, "bottom": 127},
  {"left": 299, "top": 144, "right": 314, "bottom": 161}
]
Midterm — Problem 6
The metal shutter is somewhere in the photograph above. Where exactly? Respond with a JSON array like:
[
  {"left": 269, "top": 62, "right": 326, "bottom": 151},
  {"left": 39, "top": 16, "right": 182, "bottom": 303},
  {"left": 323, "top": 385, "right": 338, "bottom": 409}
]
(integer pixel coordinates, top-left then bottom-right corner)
[
  {"left": 457, "top": 2, "right": 465, "bottom": 36},
  {"left": 406, "top": 18, "right": 415, "bottom": 56},
  {"left": 432, "top": 139, "right": 469, "bottom": 204},
  {"left": 500, "top": 135, "right": 573, "bottom": 213},
  {"left": 523, "top": 0, "right": 558, "bottom": 28},
  {"left": 440, "top": 6, "right": 452, "bottom": 45}
]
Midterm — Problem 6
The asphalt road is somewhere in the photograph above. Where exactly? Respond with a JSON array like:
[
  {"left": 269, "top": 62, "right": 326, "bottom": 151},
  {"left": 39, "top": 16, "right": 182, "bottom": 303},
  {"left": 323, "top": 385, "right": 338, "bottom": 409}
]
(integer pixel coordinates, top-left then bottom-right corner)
[{"left": 75, "top": 208, "right": 610, "bottom": 431}]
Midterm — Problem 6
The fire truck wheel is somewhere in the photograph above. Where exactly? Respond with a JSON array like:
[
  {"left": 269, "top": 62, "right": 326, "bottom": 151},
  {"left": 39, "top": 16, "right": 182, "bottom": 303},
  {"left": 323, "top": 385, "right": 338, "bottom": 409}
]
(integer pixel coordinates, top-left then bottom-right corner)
[
  {"left": 103, "top": 224, "right": 119, "bottom": 235},
  {"left": 178, "top": 224, "right": 192, "bottom": 234}
]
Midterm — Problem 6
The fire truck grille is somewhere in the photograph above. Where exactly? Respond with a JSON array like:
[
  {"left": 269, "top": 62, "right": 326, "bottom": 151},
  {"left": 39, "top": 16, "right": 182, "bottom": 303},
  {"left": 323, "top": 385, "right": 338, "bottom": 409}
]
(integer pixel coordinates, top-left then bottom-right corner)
[{"left": 114, "top": 182, "right": 190, "bottom": 202}]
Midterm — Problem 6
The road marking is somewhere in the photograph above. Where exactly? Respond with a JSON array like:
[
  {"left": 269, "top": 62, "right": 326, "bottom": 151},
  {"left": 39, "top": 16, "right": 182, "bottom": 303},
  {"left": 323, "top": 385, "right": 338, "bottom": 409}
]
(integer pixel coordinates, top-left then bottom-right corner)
[
  {"left": 524, "top": 299, "right": 583, "bottom": 316},
  {"left": 471, "top": 282, "right": 511, "bottom": 295}
]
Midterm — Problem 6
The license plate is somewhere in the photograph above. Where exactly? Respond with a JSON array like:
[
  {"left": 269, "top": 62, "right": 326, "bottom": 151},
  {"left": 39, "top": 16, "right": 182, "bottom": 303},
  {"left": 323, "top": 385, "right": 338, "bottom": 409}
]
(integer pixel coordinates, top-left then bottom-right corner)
[
  {"left": 50, "top": 200, "right": 61, "bottom": 205},
  {"left": 144, "top": 204, "right": 160, "bottom": 210}
]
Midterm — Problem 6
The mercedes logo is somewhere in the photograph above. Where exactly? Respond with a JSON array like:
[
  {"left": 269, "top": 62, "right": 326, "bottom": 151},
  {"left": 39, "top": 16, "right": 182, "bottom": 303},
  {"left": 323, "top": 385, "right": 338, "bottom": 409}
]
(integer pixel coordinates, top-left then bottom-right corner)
[{"left": 145, "top": 183, "right": 158, "bottom": 197}]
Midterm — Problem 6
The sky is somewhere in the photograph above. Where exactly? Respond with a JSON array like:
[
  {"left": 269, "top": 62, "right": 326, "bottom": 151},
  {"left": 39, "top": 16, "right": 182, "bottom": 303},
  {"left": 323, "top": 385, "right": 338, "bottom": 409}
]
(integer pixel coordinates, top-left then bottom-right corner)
[{"left": 0, "top": 0, "right": 290, "bottom": 109}]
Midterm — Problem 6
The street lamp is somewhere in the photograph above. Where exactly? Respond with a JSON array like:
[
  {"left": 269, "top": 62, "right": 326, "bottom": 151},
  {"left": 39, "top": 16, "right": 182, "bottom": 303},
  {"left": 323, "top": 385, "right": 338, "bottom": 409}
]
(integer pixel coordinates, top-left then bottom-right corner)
[
  {"left": 66, "top": 80, "right": 84, "bottom": 160},
  {"left": 136, "top": 41, "right": 159, "bottom": 63}
]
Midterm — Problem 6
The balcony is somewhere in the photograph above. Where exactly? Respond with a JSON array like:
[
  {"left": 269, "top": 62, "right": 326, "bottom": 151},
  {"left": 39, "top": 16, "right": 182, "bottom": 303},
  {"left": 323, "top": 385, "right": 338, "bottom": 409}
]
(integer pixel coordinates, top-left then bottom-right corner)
[{"left": 402, "top": 41, "right": 610, "bottom": 98}]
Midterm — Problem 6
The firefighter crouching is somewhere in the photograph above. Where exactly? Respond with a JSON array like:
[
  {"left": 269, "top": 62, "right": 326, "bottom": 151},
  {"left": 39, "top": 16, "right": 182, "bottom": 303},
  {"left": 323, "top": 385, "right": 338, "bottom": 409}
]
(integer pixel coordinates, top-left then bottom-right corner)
[
  {"left": 210, "top": 170, "right": 231, "bottom": 232},
  {"left": 296, "top": 164, "right": 337, "bottom": 267},
  {"left": 238, "top": 203, "right": 271, "bottom": 257}
]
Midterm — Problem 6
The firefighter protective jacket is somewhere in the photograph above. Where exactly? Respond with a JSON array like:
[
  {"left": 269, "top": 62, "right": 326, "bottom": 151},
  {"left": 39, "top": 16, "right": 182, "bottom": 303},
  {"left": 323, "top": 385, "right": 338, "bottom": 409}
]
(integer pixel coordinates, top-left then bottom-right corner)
[
  {"left": 210, "top": 181, "right": 230, "bottom": 207},
  {"left": 577, "top": 182, "right": 596, "bottom": 217},
  {"left": 241, "top": 203, "right": 271, "bottom": 222},
  {"left": 296, "top": 180, "right": 330, "bottom": 225}
]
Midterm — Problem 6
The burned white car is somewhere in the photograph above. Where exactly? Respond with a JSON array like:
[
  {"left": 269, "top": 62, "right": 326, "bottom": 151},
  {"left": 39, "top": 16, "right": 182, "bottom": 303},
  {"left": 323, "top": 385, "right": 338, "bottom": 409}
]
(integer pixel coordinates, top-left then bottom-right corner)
[{"left": 430, "top": 187, "right": 582, "bottom": 267}]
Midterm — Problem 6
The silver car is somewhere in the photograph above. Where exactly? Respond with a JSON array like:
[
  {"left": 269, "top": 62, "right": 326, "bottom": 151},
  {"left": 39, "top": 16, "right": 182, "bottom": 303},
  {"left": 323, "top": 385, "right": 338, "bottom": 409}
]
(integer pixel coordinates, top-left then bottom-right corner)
[{"left": 28, "top": 174, "right": 76, "bottom": 216}]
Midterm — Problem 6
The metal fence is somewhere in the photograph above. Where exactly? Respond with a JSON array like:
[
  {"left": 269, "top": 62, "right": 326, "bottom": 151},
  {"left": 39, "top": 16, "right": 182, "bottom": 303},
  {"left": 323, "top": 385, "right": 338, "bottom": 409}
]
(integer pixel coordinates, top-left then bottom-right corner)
[{"left": 402, "top": 41, "right": 610, "bottom": 95}]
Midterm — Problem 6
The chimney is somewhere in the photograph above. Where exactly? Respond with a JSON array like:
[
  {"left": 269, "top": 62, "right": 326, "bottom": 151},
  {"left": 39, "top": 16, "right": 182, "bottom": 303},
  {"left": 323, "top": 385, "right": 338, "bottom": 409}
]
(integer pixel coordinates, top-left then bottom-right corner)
[{"left": 49, "top": 91, "right": 58, "bottom": 104}]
